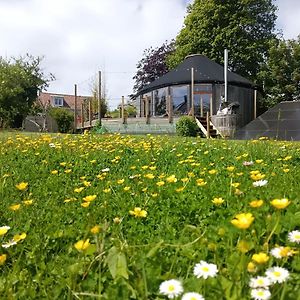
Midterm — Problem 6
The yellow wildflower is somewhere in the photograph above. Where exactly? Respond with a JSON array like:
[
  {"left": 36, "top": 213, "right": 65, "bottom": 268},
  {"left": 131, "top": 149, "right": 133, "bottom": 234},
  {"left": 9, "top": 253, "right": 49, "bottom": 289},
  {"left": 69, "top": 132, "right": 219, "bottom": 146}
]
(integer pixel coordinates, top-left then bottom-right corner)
[
  {"left": 237, "top": 240, "right": 251, "bottom": 253},
  {"left": 9, "top": 204, "right": 21, "bottom": 211},
  {"left": 231, "top": 213, "right": 254, "bottom": 229},
  {"left": 81, "top": 202, "right": 90, "bottom": 208},
  {"left": 156, "top": 181, "right": 165, "bottom": 187},
  {"left": 227, "top": 166, "right": 235, "bottom": 172},
  {"left": 117, "top": 179, "right": 124, "bottom": 184},
  {"left": 91, "top": 225, "right": 101, "bottom": 234},
  {"left": 13, "top": 233, "right": 26, "bottom": 242},
  {"left": 113, "top": 217, "right": 121, "bottom": 224},
  {"left": 175, "top": 187, "right": 185, "bottom": 192},
  {"left": 270, "top": 198, "right": 290, "bottom": 209},
  {"left": 249, "top": 200, "right": 264, "bottom": 208},
  {"left": 0, "top": 254, "right": 7, "bottom": 265},
  {"left": 51, "top": 170, "right": 58, "bottom": 175},
  {"left": 74, "top": 239, "right": 90, "bottom": 251},
  {"left": 83, "top": 181, "right": 91, "bottom": 187},
  {"left": 212, "top": 198, "right": 225, "bottom": 205},
  {"left": 16, "top": 182, "right": 28, "bottom": 191},
  {"left": 129, "top": 207, "right": 147, "bottom": 218},
  {"left": 252, "top": 252, "right": 269, "bottom": 264},
  {"left": 83, "top": 195, "right": 97, "bottom": 202},
  {"left": 166, "top": 175, "right": 177, "bottom": 183},
  {"left": 247, "top": 261, "right": 257, "bottom": 273},
  {"left": 103, "top": 188, "right": 111, "bottom": 193},
  {"left": 74, "top": 187, "right": 84, "bottom": 193},
  {"left": 0, "top": 226, "right": 10, "bottom": 236},
  {"left": 23, "top": 200, "right": 33, "bottom": 206},
  {"left": 144, "top": 173, "right": 155, "bottom": 179},
  {"left": 208, "top": 169, "right": 217, "bottom": 174}
]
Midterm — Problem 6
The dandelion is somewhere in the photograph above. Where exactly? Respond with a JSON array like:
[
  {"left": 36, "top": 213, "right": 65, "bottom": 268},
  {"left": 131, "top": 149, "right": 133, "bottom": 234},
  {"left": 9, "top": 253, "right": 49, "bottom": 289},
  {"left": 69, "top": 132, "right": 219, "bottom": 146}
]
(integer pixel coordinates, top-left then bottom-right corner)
[
  {"left": 249, "top": 276, "right": 271, "bottom": 289},
  {"left": 193, "top": 260, "right": 218, "bottom": 279},
  {"left": 266, "top": 266, "right": 289, "bottom": 283},
  {"left": 270, "top": 198, "right": 290, "bottom": 209},
  {"left": 231, "top": 213, "right": 254, "bottom": 229},
  {"left": 159, "top": 279, "right": 183, "bottom": 299},
  {"left": 16, "top": 182, "right": 28, "bottom": 191},
  {"left": 129, "top": 207, "right": 147, "bottom": 218},
  {"left": 252, "top": 253, "right": 269, "bottom": 264},
  {"left": 250, "top": 288, "right": 271, "bottom": 300},
  {"left": 212, "top": 198, "right": 224, "bottom": 205},
  {"left": 182, "top": 292, "right": 205, "bottom": 300},
  {"left": 74, "top": 239, "right": 90, "bottom": 252},
  {"left": 253, "top": 180, "right": 268, "bottom": 187},
  {"left": 0, "top": 226, "right": 10, "bottom": 236},
  {"left": 288, "top": 230, "right": 300, "bottom": 243},
  {"left": 83, "top": 195, "right": 97, "bottom": 202}
]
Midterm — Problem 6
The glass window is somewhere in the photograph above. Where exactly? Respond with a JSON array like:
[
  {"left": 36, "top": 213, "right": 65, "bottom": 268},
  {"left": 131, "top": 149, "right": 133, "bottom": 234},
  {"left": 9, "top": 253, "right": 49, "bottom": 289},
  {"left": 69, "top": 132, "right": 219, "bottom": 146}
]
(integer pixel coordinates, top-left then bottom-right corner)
[
  {"left": 171, "top": 85, "right": 188, "bottom": 115},
  {"left": 154, "top": 88, "right": 167, "bottom": 116},
  {"left": 193, "top": 84, "right": 212, "bottom": 117},
  {"left": 52, "top": 96, "right": 64, "bottom": 107}
]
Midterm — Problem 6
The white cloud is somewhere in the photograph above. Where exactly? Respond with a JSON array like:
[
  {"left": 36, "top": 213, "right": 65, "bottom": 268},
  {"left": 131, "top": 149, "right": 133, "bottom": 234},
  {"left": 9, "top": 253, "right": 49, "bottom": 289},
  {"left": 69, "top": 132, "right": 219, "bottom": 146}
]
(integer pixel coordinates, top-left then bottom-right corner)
[{"left": 0, "top": 0, "right": 299, "bottom": 109}]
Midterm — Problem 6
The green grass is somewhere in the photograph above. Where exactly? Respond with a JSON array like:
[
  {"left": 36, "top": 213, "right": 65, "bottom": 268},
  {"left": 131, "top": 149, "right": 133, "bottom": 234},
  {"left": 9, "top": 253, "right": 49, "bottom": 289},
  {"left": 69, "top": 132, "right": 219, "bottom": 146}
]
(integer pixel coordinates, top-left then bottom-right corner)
[{"left": 0, "top": 132, "right": 299, "bottom": 299}]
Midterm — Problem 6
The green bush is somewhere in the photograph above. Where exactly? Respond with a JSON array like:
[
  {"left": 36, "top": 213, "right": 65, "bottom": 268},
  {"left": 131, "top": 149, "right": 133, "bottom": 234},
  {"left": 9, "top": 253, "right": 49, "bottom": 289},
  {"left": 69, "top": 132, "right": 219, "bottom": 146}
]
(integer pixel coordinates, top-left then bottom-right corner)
[
  {"left": 49, "top": 108, "right": 74, "bottom": 133},
  {"left": 176, "top": 116, "right": 199, "bottom": 136}
]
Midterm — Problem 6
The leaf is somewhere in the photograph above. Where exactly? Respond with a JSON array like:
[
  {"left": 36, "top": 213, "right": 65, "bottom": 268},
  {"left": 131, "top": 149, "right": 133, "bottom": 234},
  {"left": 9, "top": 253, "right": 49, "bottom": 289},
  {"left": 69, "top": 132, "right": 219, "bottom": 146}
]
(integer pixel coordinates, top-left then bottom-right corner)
[
  {"left": 146, "top": 240, "right": 164, "bottom": 258},
  {"left": 106, "top": 246, "right": 129, "bottom": 280}
]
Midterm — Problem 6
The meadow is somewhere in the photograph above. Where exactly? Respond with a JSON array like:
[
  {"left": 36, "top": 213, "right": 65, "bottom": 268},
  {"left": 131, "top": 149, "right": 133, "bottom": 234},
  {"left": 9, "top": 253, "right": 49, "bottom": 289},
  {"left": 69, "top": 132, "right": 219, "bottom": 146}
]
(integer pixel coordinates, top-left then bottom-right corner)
[{"left": 0, "top": 132, "right": 299, "bottom": 300}]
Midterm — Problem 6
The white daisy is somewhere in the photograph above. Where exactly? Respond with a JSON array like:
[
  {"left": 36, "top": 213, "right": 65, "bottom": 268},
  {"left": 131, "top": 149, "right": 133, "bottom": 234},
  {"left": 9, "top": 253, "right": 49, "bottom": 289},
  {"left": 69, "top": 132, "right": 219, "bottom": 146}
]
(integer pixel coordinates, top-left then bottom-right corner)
[
  {"left": 193, "top": 260, "right": 218, "bottom": 279},
  {"left": 249, "top": 276, "right": 271, "bottom": 289},
  {"left": 288, "top": 230, "right": 300, "bottom": 243},
  {"left": 101, "top": 168, "right": 110, "bottom": 172},
  {"left": 2, "top": 240, "right": 17, "bottom": 248},
  {"left": 253, "top": 180, "right": 268, "bottom": 187},
  {"left": 182, "top": 292, "right": 205, "bottom": 300},
  {"left": 251, "top": 288, "right": 271, "bottom": 300},
  {"left": 243, "top": 161, "right": 254, "bottom": 166},
  {"left": 266, "top": 266, "right": 289, "bottom": 283},
  {"left": 270, "top": 246, "right": 293, "bottom": 259},
  {"left": 49, "top": 143, "right": 56, "bottom": 148},
  {"left": 159, "top": 279, "right": 183, "bottom": 299}
]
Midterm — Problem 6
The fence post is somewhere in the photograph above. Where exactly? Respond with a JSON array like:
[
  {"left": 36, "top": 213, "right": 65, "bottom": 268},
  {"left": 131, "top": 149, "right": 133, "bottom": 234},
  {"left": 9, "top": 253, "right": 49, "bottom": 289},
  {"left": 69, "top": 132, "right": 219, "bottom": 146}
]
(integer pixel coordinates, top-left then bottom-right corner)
[{"left": 206, "top": 112, "right": 210, "bottom": 139}]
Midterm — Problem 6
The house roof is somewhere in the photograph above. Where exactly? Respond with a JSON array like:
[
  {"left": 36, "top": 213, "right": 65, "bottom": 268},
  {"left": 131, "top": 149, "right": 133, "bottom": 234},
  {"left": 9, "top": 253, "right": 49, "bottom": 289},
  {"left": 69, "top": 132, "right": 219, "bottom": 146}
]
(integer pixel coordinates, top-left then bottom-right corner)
[
  {"left": 38, "top": 92, "right": 91, "bottom": 110},
  {"left": 136, "top": 54, "right": 254, "bottom": 96}
]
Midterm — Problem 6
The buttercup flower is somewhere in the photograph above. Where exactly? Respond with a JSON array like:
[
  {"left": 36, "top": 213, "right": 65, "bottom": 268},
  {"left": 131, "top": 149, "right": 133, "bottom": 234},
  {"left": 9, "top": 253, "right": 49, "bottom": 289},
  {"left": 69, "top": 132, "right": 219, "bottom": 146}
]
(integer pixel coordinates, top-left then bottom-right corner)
[
  {"left": 159, "top": 279, "right": 183, "bottom": 299},
  {"left": 0, "top": 254, "right": 7, "bottom": 265},
  {"left": 250, "top": 288, "right": 271, "bottom": 300},
  {"left": 16, "top": 182, "right": 28, "bottom": 191},
  {"left": 231, "top": 213, "right": 254, "bottom": 229},
  {"left": 74, "top": 239, "right": 90, "bottom": 252},
  {"left": 270, "top": 198, "right": 290, "bottom": 209},
  {"left": 247, "top": 262, "right": 257, "bottom": 273},
  {"left": 13, "top": 233, "right": 26, "bottom": 242},
  {"left": 249, "top": 200, "right": 264, "bottom": 208},
  {"left": 129, "top": 207, "right": 147, "bottom": 218},
  {"left": 182, "top": 292, "right": 205, "bottom": 300},
  {"left": 266, "top": 266, "right": 289, "bottom": 283},
  {"left": 193, "top": 260, "right": 218, "bottom": 279},
  {"left": 212, "top": 198, "right": 224, "bottom": 205},
  {"left": 91, "top": 225, "right": 101, "bottom": 234},
  {"left": 83, "top": 195, "right": 97, "bottom": 202},
  {"left": 9, "top": 204, "right": 21, "bottom": 211},
  {"left": 0, "top": 226, "right": 10, "bottom": 236},
  {"left": 166, "top": 175, "right": 177, "bottom": 183},
  {"left": 288, "top": 230, "right": 300, "bottom": 243},
  {"left": 252, "top": 252, "right": 269, "bottom": 264}
]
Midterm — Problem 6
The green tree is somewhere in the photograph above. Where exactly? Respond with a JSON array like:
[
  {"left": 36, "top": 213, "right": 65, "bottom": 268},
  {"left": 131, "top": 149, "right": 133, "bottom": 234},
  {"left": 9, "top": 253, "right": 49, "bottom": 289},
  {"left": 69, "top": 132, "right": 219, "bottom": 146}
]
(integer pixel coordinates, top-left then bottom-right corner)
[
  {"left": 49, "top": 107, "right": 74, "bottom": 133},
  {"left": 258, "top": 37, "right": 300, "bottom": 109},
  {"left": 0, "top": 55, "right": 54, "bottom": 128},
  {"left": 168, "top": 0, "right": 277, "bottom": 81}
]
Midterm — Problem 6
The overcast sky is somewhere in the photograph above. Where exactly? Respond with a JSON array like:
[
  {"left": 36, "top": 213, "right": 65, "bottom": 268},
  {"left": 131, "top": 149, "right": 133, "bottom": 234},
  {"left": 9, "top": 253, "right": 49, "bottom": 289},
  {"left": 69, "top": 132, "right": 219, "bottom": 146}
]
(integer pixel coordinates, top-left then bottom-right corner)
[{"left": 0, "top": 0, "right": 299, "bottom": 109}]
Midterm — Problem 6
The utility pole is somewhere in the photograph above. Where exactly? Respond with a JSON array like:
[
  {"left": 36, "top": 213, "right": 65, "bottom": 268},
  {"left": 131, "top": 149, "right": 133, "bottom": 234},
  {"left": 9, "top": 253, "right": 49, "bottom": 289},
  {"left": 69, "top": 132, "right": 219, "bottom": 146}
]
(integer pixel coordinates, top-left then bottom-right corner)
[
  {"left": 98, "top": 71, "right": 102, "bottom": 126},
  {"left": 191, "top": 67, "right": 195, "bottom": 117}
]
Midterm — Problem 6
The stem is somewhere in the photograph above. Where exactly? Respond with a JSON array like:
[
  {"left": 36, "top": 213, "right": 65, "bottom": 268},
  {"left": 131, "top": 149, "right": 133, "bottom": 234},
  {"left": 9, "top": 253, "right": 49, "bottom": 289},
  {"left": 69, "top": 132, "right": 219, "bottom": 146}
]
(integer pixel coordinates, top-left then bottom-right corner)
[{"left": 265, "top": 212, "right": 281, "bottom": 250}]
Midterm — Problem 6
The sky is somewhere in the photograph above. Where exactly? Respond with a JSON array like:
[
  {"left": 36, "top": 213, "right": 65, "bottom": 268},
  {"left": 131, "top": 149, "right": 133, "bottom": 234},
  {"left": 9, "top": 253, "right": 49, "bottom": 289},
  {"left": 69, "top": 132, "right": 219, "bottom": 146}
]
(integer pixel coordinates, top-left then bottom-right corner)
[{"left": 0, "top": 0, "right": 299, "bottom": 109}]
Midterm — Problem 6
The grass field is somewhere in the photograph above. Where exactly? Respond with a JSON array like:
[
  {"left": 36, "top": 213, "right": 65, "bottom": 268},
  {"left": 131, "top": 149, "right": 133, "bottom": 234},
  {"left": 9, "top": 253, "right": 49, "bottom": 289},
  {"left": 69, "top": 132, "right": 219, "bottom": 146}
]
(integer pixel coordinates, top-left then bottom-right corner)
[{"left": 0, "top": 132, "right": 299, "bottom": 299}]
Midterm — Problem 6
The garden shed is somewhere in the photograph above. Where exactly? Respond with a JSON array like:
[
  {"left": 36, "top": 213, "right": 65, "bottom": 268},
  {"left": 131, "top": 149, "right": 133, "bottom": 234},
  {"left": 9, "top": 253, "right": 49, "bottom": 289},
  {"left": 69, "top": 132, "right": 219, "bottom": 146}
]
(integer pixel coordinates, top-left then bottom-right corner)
[{"left": 134, "top": 54, "right": 257, "bottom": 129}]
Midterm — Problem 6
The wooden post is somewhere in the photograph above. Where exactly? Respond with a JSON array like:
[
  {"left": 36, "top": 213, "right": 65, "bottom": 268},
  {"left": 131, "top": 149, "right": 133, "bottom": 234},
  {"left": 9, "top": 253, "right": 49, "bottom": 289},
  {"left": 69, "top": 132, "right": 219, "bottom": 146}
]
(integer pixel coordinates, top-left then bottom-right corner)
[
  {"left": 200, "top": 96, "right": 203, "bottom": 118},
  {"left": 254, "top": 89, "right": 257, "bottom": 119},
  {"left": 89, "top": 98, "right": 92, "bottom": 127},
  {"left": 81, "top": 102, "right": 84, "bottom": 128},
  {"left": 206, "top": 112, "right": 210, "bottom": 139},
  {"left": 145, "top": 95, "right": 150, "bottom": 124},
  {"left": 121, "top": 96, "right": 126, "bottom": 124},
  {"left": 191, "top": 67, "right": 195, "bottom": 117},
  {"left": 168, "top": 94, "right": 173, "bottom": 124},
  {"left": 210, "top": 94, "right": 213, "bottom": 116},
  {"left": 74, "top": 84, "right": 77, "bottom": 131},
  {"left": 98, "top": 71, "right": 102, "bottom": 126}
]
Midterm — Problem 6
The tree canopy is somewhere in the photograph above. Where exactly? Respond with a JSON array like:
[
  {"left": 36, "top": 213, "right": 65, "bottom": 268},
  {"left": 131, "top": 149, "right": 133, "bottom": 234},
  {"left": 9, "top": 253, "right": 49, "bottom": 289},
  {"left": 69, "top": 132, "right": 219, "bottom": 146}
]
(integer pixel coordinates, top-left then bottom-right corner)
[
  {"left": 0, "top": 55, "right": 53, "bottom": 128},
  {"left": 258, "top": 37, "right": 300, "bottom": 108},
  {"left": 168, "top": 0, "right": 277, "bottom": 81},
  {"left": 132, "top": 41, "right": 174, "bottom": 94}
]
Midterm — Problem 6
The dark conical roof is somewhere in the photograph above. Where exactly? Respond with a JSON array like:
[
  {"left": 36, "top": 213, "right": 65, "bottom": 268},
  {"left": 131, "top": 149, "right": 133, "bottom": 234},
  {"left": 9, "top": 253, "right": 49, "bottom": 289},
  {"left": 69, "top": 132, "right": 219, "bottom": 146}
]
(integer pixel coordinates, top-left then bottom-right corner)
[{"left": 136, "top": 54, "right": 254, "bottom": 96}]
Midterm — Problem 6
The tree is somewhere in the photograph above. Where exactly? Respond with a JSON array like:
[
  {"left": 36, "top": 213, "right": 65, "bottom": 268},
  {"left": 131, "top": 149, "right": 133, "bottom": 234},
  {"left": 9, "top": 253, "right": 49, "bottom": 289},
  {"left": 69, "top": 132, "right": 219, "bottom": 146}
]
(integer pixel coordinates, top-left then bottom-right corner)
[
  {"left": 258, "top": 37, "right": 300, "bottom": 109},
  {"left": 0, "top": 55, "right": 54, "bottom": 128},
  {"left": 49, "top": 107, "right": 73, "bottom": 133},
  {"left": 132, "top": 41, "right": 175, "bottom": 94},
  {"left": 168, "top": 0, "right": 277, "bottom": 81}
]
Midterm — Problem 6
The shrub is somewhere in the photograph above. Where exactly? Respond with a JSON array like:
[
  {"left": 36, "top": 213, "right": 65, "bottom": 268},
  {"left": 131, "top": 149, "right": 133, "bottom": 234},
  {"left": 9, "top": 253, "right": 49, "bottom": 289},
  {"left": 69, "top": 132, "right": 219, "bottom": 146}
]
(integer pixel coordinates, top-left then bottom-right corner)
[
  {"left": 176, "top": 116, "right": 199, "bottom": 136},
  {"left": 49, "top": 108, "right": 74, "bottom": 133}
]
